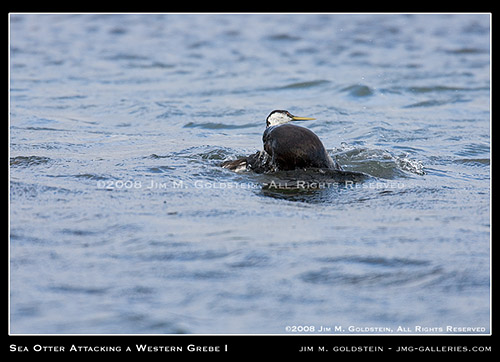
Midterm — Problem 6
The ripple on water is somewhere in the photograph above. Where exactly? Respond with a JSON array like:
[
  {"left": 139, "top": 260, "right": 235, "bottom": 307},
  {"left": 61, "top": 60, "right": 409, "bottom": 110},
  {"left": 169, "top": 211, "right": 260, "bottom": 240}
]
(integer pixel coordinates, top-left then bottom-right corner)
[
  {"left": 341, "top": 84, "right": 375, "bottom": 97},
  {"left": 300, "top": 255, "right": 443, "bottom": 288},
  {"left": 183, "top": 122, "right": 257, "bottom": 130},
  {"left": 10, "top": 155, "right": 53, "bottom": 167}
]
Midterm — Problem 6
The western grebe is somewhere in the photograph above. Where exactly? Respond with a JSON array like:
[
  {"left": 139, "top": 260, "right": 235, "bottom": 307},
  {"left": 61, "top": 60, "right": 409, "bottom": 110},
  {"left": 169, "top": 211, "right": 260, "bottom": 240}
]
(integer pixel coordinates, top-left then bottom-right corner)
[{"left": 222, "top": 110, "right": 342, "bottom": 172}]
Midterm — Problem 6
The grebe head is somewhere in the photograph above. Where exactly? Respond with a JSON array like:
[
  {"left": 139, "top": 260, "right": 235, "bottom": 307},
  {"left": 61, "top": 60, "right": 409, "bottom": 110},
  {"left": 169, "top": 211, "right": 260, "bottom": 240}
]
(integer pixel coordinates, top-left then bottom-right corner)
[{"left": 265, "top": 110, "right": 315, "bottom": 128}]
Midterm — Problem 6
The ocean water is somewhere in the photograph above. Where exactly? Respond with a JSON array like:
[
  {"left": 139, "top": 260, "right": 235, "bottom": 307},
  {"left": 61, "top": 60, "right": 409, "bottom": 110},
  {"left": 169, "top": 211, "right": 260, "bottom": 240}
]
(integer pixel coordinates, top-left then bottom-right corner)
[{"left": 9, "top": 14, "right": 490, "bottom": 334}]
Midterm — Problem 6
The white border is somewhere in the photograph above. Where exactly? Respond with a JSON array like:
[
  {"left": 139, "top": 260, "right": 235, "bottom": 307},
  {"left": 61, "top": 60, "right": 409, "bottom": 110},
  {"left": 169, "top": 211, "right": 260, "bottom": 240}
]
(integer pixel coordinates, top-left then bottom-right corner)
[{"left": 8, "top": 12, "right": 492, "bottom": 337}]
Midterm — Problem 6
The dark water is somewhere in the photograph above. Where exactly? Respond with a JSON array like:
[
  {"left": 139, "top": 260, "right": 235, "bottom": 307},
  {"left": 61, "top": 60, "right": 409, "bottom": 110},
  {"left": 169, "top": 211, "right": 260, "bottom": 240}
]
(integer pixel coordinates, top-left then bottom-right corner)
[{"left": 10, "top": 14, "right": 490, "bottom": 334}]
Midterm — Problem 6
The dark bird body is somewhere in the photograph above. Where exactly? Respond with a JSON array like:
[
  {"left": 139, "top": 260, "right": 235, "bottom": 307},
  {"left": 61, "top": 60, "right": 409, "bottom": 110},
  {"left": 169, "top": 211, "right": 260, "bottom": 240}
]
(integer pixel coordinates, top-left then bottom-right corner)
[{"left": 263, "top": 124, "right": 339, "bottom": 170}]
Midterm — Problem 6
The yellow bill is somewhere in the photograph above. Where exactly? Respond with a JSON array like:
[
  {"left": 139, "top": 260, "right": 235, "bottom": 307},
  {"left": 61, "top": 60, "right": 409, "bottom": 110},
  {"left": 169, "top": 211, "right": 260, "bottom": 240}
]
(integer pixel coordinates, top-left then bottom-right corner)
[{"left": 291, "top": 116, "right": 316, "bottom": 121}]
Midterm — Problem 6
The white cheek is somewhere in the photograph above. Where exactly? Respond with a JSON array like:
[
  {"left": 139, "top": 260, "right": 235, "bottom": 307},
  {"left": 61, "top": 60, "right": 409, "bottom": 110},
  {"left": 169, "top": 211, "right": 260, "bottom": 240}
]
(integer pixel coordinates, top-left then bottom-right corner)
[{"left": 268, "top": 114, "right": 290, "bottom": 126}]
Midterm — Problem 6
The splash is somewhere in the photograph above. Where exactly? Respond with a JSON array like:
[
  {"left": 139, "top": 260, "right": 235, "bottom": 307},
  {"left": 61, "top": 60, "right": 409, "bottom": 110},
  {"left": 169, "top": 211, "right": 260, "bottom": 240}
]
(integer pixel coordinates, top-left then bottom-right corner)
[
  {"left": 333, "top": 143, "right": 425, "bottom": 178},
  {"left": 395, "top": 154, "right": 426, "bottom": 176}
]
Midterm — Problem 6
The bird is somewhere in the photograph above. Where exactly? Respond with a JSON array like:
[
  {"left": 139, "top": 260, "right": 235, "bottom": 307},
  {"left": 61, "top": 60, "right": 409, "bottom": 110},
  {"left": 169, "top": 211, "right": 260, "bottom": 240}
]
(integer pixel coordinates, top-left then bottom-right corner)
[{"left": 222, "top": 110, "right": 342, "bottom": 172}]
